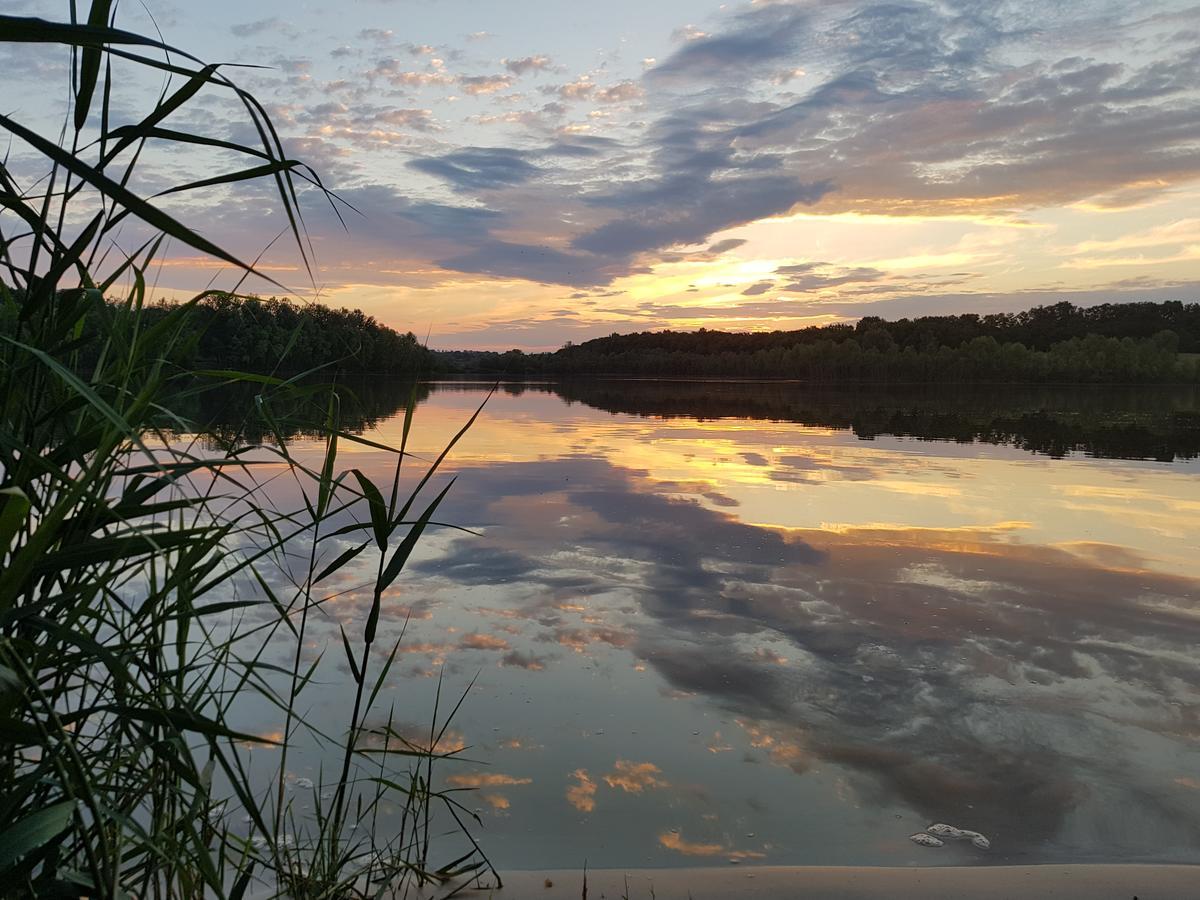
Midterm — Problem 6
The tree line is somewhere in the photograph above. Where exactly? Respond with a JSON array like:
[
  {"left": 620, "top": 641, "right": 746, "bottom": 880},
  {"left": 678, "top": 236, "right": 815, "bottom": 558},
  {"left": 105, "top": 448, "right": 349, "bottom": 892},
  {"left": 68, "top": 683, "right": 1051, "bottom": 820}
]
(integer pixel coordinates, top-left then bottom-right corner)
[
  {"left": 1, "top": 290, "right": 436, "bottom": 376},
  {"left": 439, "top": 301, "right": 1200, "bottom": 383},
  {"left": 147, "top": 294, "right": 436, "bottom": 375}
]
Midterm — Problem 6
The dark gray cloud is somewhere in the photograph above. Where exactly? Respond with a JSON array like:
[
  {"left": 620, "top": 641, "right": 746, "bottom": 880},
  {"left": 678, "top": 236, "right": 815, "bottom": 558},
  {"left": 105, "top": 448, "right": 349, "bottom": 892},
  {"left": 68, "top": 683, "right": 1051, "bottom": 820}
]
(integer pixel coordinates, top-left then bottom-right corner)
[
  {"left": 399, "top": 201, "right": 502, "bottom": 240},
  {"left": 540, "top": 136, "right": 623, "bottom": 158},
  {"left": 412, "top": 544, "right": 538, "bottom": 585},
  {"left": 779, "top": 265, "right": 887, "bottom": 293},
  {"left": 706, "top": 238, "right": 747, "bottom": 254},
  {"left": 648, "top": 3, "right": 812, "bottom": 82},
  {"left": 435, "top": 240, "right": 623, "bottom": 288},
  {"left": 408, "top": 147, "right": 541, "bottom": 192},
  {"left": 633, "top": 2, "right": 1200, "bottom": 224},
  {"left": 571, "top": 174, "right": 833, "bottom": 256}
]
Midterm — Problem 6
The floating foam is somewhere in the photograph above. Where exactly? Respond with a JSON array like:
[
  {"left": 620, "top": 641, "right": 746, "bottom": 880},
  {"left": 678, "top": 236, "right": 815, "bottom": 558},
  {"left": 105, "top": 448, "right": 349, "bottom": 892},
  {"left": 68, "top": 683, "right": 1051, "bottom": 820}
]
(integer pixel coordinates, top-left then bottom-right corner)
[
  {"left": 910, "top": 832, "right": 945, "bottom": 847},
  {"left": 921, "top": 822, "right": 991, "bottom": 850}
]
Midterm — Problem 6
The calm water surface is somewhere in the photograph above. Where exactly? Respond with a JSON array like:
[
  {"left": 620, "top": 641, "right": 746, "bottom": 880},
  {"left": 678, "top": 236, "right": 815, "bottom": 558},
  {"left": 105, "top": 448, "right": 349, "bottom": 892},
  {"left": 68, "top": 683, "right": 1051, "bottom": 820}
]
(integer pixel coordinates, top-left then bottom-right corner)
[{"left": 224, "top": 381, "right": 1200, "bottom": 870}]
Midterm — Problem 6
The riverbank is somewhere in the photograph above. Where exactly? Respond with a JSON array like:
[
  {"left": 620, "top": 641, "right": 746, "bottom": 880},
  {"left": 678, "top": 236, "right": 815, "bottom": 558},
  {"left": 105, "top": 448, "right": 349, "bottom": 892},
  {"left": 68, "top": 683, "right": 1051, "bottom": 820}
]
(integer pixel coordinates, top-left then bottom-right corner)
[{"left": 470, "top": 864, "right": 1197, "bottom": 898}]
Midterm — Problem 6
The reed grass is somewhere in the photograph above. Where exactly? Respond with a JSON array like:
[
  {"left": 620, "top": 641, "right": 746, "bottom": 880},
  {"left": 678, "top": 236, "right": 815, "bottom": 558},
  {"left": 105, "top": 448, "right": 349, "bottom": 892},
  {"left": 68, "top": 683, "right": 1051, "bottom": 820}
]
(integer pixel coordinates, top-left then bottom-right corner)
[{"left": 0, "top": 4, "right": 495, "bottom": 897}]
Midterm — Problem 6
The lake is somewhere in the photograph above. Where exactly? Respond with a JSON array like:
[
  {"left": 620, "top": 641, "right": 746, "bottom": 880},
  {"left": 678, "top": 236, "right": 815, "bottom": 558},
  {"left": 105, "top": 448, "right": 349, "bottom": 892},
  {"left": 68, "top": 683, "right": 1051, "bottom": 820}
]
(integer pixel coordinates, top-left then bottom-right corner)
[{"left": 220, "top": 380, "right": 1200, "bottom": 871}]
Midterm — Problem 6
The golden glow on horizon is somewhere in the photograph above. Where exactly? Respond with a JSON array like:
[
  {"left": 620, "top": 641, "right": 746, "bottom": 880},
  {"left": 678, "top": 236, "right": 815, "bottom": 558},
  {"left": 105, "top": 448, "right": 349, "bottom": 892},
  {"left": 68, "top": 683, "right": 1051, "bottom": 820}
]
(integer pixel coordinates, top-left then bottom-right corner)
[{"left": 145, "top": 182, "right": 1200, "bottom": 351}]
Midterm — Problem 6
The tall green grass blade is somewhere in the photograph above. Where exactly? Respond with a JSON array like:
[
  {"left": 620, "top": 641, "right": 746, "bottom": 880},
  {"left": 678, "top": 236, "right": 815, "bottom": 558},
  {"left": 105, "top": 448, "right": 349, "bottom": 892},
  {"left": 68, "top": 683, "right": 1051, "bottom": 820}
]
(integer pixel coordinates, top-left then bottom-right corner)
[
  {"left": 374, "top": 478, "right": 456, "bottom": 634},
  {"left": 0, "top": 112, "right": 285, "bottom": 286},
  {"left": 0, "top": 800, "right": 78, "bottom": 869},
  {"left": 351, "top": 469, "right": 389, "bottom": 549},
  {"left": 314, "top": 540, "right": 369, "bottom": 584},
  {"left": 0, "top": 487, "right": 31, "bottom": 553},
  {"left": 73, "top": 1, "right": 115, "bottom": 130}
]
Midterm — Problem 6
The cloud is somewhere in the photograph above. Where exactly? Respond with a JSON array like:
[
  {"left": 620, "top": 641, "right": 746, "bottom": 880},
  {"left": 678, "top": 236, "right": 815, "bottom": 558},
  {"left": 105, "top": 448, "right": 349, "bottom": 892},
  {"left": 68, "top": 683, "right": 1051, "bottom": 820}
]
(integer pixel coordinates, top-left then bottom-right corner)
[
  {"left": 659, "top": 830, "right": 766, "bottom": 859},
  {"left": 541, "top": 136, "right": 623, "bottom": 158},
  {"left": 371, "top": 61, "right": 456, "bottom": 89},
  {"left": 230, "top": 18, "right": 283, "bottom": 38},
  {"left": 771, "top": 67, "right": 807, "bottom": 85},
  {"left": 603, "top": 760, "right": 668, "bottom": 793},
  {"left": 777, "top": 264, "right": 888, "bottom": 293},
  {"left": 436, "top": 240, "right": 623, "bottom": 288},
  {"left": 358, "top": 28, "right": 393, "bottom": 42},
  {"left": 458, "top": 633, "right": 511, "bottom": 651},
  {"left": 500, "top": 650, "right": 548, "bottom": 670},
  {"left": 445, "top": 772, "right": 532, "bottom": 788},
  {"left": 457, "top": 73, "right": 516, "bottom": 95},
  {"left": 671, "top": 24, "right": 709, "bottom": 43},
  {"left": 706, "top": 238, "right": 747, "bottom": 255},
  {"left": 503, "top": 55, "right": 553, "bottom": 76},
  {"left": 555, "top": 75, "right": 594, "bottom": 101},
  {"left": 571, "top": 175, "right": 833, "bottom": 257},
  {"left": 406, "top": 451, "right": 1200, "bottom": 856},
  {"left": 369, "top": 107, "right": 439, "bottom": 131},
  {"left": 481, "top": 793, "right": 510, "bottom": 811},
  {"left": 595, "top": 81, "right": 643, "bottom": 104},
  {"left": 566, "top": 769, "right": 597, "bottom": 812},
  {"left": 408, "top": 147, "right": 540, "bottom": 192},
  {"left": 132, "top": 0, "right": 1200, "bottom": 303},
  {"left": 637, "top": 3, "right": 1200, "bottom": 220},
  {"left": 650, "top": 4, "right": 809, "bottom": 82},
  {"left": 414, "top": 543, "right": 537, "bottom": 584}
]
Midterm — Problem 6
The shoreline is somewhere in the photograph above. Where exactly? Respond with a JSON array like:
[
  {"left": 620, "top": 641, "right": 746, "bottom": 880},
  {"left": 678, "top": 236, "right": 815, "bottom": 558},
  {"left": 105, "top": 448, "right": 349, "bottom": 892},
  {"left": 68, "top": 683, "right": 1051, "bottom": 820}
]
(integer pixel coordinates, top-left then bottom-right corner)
[{"left": 460, "top": 864, "right": 1199, "bottom": 898}]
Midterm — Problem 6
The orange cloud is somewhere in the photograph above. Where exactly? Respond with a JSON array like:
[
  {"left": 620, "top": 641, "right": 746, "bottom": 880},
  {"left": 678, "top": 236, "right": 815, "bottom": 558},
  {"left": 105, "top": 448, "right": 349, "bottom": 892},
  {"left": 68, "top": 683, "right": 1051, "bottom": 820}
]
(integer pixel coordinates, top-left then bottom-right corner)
[
  {"left": 395, "top": 641, "right": 452, "bottom": 654},
  {"left": 481, "top": 793, "right": 510, "bottom": 811},
  {"left": 364, "top": 724, "right": 466, "bottom": 755},
  {"left": 706, "top": 731, "right": 734, "bottom": 753},
  {"left": 445, "top": 772, "right": 532, "bottom": 788},
  {"left": 238, "top": 730, "right": 284, "bottom": 750},
  {"left": 659, "top": 831, "right": 766, "bottom": 860},
  {"left": 566, "top": 769, "right": 597, "bottom": 813},
  {"left": 497, "top": 737, "right": 541, "bottom": 751},
  {"left": 603, "top": 760, "right": 668, "bottom": 794},
  {"left": 458, "top": 633, "right": 511, "bottom": 651},
  {"left": 738, "top": 720, "right": 812, "bottom": 773}
]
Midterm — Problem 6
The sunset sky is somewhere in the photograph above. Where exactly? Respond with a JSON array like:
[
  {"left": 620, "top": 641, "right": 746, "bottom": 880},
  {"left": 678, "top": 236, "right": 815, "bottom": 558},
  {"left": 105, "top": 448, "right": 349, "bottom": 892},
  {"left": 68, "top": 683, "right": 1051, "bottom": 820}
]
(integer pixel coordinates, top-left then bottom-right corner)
[{"left": 4, "top": 0, "right": 1200, "bottom": 348}]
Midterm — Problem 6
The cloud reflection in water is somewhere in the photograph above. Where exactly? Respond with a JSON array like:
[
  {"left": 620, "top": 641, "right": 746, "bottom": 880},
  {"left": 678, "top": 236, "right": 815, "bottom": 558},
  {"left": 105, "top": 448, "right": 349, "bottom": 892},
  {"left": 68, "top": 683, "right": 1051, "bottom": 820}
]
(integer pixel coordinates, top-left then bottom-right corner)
[
  {"left": 409, "top": 450, "right": 1200, "bottom": 860},
  {"left": 227, "top": 384, "right": 1200, "bottom": 867}
]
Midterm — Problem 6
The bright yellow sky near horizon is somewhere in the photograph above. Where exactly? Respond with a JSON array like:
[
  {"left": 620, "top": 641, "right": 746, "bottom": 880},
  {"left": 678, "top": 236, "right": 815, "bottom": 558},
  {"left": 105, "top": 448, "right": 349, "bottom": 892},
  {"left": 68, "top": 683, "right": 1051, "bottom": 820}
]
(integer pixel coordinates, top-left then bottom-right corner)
[{"left": 320, "top": 188, "right": 1200, "bottom": 350}]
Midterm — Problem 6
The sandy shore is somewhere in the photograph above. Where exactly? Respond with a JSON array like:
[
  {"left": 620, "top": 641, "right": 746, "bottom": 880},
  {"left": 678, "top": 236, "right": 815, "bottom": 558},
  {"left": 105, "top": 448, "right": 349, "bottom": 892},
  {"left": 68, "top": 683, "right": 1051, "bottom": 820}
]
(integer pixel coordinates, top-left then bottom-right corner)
[{"left": 459, "top": 864, "right": 1198, "bottom": 898}]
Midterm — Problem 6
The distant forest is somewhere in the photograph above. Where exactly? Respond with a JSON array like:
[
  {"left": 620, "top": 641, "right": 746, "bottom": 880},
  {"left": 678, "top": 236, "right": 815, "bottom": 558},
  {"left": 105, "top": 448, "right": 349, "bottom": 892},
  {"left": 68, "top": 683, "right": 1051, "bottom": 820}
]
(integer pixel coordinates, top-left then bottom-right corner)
[
  {"left": 441, "top": 301, "right": 1200, "bottom": 383},
  {"left": 1, "top": 292, "right": 435, "bottom": 376},
  {"left": 149, "top": 294, "right": 436, "bottom": 375},
  {"left": 5, "top": 293, "right": 1197, "bottom": 383}
]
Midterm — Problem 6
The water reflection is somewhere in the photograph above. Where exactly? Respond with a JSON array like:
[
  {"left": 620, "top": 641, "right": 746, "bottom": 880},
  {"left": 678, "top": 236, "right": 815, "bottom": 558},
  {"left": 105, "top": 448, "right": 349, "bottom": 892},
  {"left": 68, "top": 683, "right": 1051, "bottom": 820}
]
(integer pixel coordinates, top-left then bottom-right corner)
[
  {"left": 193, "top": 377, "right": 1200, "bottom": 461},
  {"left": 412, "top": 453, "right": 1200, "bottom": 857},
  {"left": 222, "top": 380, "right": 1200, "bottom": 869},
  {"left": 439, "top": 379, "right": 1200, "bottom": 461}
]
